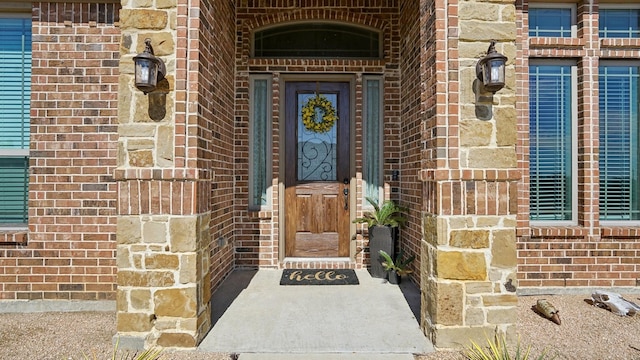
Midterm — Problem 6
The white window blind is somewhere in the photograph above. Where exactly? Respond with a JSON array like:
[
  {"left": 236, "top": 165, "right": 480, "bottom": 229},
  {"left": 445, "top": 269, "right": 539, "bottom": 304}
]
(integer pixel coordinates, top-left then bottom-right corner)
[
  {"left": 0, "top": 16, "right": 31, "bottom": 225},
  {"left": 529, "top": 64, "right": 574, "bottom": 222},
  {"left": 599, "top": 9, "right": 640, "bottom": 38},
  {"left": 599, "top": 65, "right": 640, "bottom": 221}
]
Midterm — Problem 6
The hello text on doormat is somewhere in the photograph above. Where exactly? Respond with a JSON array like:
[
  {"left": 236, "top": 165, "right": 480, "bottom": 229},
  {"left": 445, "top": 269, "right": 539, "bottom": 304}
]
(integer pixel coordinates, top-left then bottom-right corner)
[{"left": 279, "top": 269, "right": 359, "bottom": 285}]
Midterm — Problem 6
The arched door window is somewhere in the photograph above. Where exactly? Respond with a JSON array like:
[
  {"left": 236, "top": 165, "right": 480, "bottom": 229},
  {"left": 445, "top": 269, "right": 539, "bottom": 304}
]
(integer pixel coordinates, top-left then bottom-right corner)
[{"left": 253, "top": 22, "right": 381, "bottom": 58}]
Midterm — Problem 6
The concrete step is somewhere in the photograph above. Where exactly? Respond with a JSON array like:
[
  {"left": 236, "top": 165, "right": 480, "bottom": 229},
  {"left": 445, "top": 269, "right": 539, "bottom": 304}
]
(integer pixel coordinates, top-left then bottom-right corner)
[{"left": 238, "top": 353, "right": 416, "bottom": 360}]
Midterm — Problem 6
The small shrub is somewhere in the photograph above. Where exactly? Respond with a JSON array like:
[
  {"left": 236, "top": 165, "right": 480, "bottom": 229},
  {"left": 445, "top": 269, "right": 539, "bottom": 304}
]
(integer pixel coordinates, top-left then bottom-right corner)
[
  {"left": 78, "top": 338, "right": 162, "bottom": 360},
  {"left": 466, "top": 333, "right": 552, "bottom": 360}
]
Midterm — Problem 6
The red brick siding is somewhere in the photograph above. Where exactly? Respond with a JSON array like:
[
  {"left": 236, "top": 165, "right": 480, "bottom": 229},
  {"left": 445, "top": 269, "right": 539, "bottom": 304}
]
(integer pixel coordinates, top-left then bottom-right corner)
[
  {"left": 0, "top": 2, "right": 120, "bottom": 300},
  {"left": 398, "top": 0, "right": 422, "bottom": 281},
  {"left": 516, "top": 0, "right": 640, "bottom": 287},
  {"left": 197, "top": 0, "right": 237, "bottom": 292}
]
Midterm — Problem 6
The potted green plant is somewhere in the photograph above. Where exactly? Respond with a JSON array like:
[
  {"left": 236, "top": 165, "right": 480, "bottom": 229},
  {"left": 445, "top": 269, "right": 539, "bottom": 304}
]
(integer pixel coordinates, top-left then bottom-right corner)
[
  {"left": 379, "top": 250, "right": 415, "bottom": 284},
  {"left": 353, "top": 197, "right": 408, "bottom": 279}
]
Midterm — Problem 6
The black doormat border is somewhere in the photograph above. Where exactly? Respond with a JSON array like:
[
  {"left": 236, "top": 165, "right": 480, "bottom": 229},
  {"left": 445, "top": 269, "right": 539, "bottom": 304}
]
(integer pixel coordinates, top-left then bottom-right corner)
[{"left": 280, "top": 269, "right": 359, "bottom": 285}]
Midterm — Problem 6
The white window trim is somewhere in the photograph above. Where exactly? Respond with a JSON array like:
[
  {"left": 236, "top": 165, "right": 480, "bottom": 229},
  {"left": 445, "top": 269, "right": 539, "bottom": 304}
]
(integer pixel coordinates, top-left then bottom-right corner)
[
  {"left": 248, "top": 74, "right": 273, "bottom": 211},
  {"left": 528, "top": 3, "right": 578, "bottom": 38},
  {"left": 362, "top": 75, "right": 384, "bottom": 209},
  {"left": 529, "top": 59, "right": 578, "bottom": 227}
]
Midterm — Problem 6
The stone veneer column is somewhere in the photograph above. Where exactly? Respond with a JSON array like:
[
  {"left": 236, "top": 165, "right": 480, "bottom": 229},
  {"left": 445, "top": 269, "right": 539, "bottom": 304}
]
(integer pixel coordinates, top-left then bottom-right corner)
[
  {"left": 114, "top": 4, "right": 211, "bottom": 349},
  {"left": 420, "top": 0, "right": 518, "bottom": 349}
]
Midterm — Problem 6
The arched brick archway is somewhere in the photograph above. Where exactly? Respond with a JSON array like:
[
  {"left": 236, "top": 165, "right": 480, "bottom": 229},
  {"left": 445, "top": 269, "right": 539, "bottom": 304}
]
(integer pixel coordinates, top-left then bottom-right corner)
[{"left": 115, "top": 0, "right": 517, "bottom": 349}]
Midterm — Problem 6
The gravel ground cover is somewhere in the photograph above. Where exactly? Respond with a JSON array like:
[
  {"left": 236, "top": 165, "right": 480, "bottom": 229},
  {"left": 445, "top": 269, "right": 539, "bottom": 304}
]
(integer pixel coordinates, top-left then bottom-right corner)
[{"left": 1, "top": 293, "right": 639, "bottom": 360}]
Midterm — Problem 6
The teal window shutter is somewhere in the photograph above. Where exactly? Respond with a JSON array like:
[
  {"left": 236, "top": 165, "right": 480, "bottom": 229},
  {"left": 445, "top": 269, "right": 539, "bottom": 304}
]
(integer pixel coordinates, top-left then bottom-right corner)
[
  {"left": 599, "top": 65, "right": 640, "bottom": 221},
  {"left": 0, "top": 16, "right": 31, "bottom": 225},
  {"left": 529, "top": 64, "right": 574, "bottom": 221}
]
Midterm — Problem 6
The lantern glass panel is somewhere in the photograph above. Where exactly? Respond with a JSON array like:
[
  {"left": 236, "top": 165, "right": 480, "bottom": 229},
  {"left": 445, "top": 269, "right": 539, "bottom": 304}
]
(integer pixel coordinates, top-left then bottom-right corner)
[{"left": 135, "top": 58, "right": 158, "bottom": 89}]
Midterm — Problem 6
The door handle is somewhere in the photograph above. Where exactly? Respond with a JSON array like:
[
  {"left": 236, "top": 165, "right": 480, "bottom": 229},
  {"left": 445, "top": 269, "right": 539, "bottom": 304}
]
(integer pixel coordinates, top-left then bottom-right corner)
[
  {"left": 343, "top": 187, "right": 349, "bottom": 210},
  {"left": 343, "top": 178, "right": 349, "bottom": 210}
]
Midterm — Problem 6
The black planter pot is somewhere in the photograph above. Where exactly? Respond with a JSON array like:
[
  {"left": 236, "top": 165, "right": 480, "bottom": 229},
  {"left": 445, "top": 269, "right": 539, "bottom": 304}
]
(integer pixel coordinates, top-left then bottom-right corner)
[
  {"left": 388, "top": 270, "right": 400, "bottom": 285},
  {"left": 369, "top": 225, "right": 394, "bottom": 279}
]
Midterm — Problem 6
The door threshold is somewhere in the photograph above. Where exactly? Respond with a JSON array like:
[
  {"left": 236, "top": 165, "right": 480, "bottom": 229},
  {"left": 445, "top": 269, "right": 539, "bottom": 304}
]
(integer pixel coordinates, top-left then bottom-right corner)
[{"left": 281, "top": 257, "right": 355, "bottom": 269}]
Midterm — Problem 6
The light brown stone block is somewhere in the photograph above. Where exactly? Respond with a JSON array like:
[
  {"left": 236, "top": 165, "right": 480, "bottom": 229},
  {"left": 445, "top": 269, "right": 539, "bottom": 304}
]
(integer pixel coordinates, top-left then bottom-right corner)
[
  {"left": 137, "top": 33, "right": 174, "bottom": 57},
  {"left": 120, "top": 9, "right": 168, "bottom": 30},
  {"left": 142, "top": 221, "right": 167, "bottom": 244},
  {"left": 437, "top": 250, "right": 487, "bottom": 281},
  {"left": 129, "top": 150, "right": 154, "bottom": 167},
  {"left": 450, "top": 230, "right": 489, "bottom": 249},
  {"left": 466, "top": 147, "right": 517, "bottom": 169},
  {"left": 157, "top": 332, "right": 197, "bottom": 348},
  {"left": 117, "top": 217, "right": 141, "bottom": 244},
  {"left": 154, "top": 287, "right": 197, "bottom": 318},
  {"left": 466, "top": 281, "right": 493, "bottom": 294},
  {"left": 460, "top": 120, "right": 492, "bottom": 147},
  {"left": 117, "top": 270, "right": 175, "bottom": 287},
  {"left": 491, "top": 229, "right": 516, "bottom": 268},
  {"left": 434, "top": 282, "right": 464, "bottom": 326},
  {"left": 145, "top": 253, "right": 179, "bottom": 270},
  {"left": 433, "top": 325, "right": 496, "bottom": 349},
  {"left": 170, "top": 217, "right": 198, "bottom": 252},
  {"left": 487, "top": 308, "right": 516, "bottom": 324},
  {"left": 482, "top": 294, "right": 518, "bottom": 307},
  {"left": 130, "top": 289, "right": 151, "bottom": 310},
  {"left": 116, "top": 312, "right": 154, "bottom": 332}
]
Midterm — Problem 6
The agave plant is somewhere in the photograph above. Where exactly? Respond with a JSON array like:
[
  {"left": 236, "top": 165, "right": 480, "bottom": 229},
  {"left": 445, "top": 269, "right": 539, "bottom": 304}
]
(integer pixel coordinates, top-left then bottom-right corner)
[
  {"left": 353, "top": 197, "right": 408, "bottom": 228},
  {"left": 80, "top": 337, "right": 163, "bottom": 360},
  {"left": 466, "top": 333, "right": 553, "bottom": 360}
]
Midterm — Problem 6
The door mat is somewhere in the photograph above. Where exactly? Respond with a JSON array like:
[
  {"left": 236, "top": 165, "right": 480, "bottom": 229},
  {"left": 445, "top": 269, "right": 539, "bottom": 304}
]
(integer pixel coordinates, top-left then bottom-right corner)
[{"left": 280, "top": 269, "right": 359, "bottom": 285}]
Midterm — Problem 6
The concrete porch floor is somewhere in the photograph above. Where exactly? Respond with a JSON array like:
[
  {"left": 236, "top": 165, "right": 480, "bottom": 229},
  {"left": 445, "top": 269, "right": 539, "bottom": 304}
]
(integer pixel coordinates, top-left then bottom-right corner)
[{"left": 197, "top": 269, "right": 434, "bottom": 359}]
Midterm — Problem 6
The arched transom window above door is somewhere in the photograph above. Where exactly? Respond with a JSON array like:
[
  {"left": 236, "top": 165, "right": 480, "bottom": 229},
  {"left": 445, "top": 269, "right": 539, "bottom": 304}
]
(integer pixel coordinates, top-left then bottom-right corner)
[{"left": 252, "top": 22, "right": 382, "bottom": 59}]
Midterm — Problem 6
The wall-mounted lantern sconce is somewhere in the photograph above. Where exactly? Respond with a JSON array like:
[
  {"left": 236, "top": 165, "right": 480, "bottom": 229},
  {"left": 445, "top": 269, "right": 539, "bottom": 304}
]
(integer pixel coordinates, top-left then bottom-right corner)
[
  {"left": 475, "top": 40, "right": 507, "bottom": 93},
  {"left": 133, "top": 38, "right": 166, "bottom": 94}
]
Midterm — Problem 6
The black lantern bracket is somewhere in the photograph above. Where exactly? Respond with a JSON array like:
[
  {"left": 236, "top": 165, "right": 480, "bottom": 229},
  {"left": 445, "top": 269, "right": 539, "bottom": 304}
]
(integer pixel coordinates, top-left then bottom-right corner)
[
  {"left": 133, "top": 38, "right": 167, "bottom": 94},
  {"left": 475, "top": 40, "right": 508, "bottom": 93}
]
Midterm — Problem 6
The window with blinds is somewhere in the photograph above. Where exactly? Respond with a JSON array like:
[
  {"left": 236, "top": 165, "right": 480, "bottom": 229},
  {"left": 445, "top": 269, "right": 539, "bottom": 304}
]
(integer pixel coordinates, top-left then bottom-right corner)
[
  {"left": 0, "top": 16, "right": 31, "bottom": 225},
  {"left": 529, "top": 5, "right": 576, "bottom": 38},
  {"left": 599, "top": 65, "right": 640, "bottom": 221},
  {"left": 529, "top": 63, "right": 576, "bottom": 223},
  {"left": 599, "top": 8, "right": 640, "bottom": 38}
]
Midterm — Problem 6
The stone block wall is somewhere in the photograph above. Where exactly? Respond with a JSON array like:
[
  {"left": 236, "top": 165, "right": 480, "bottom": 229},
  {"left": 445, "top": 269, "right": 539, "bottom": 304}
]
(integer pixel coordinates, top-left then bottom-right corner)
[
  {"left": 0, "top": 1, "right": 120, "bottom": 301},
  {"left": 114, "top": 0, "right": 215, "bottom": 348},
  {"left": 419, "top": 0, "right": 518, "bottom": 349}
]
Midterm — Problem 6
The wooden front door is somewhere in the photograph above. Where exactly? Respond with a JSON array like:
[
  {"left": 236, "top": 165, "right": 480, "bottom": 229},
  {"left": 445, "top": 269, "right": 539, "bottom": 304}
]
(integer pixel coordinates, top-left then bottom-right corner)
[{"left": 284, "top": 81, "right": 350, "bottom": 257}]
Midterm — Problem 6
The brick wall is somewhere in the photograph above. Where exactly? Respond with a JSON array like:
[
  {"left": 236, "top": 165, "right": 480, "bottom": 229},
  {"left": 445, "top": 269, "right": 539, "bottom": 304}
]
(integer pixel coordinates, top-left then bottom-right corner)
[
  {"left": 0, "top": 2, "right": 120, "bottom": 301},
  {"left": 516, "top": 0, "right": 640, "bottom": 288},
  {"left": 398, "top": 0, "right": 422, "bottom": 280},
  {"left": 198, "top": 0, "right": 236, "bottom": 293}
]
